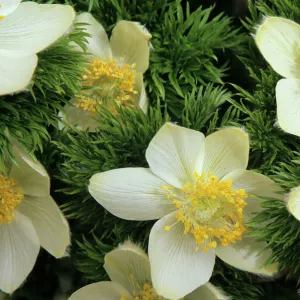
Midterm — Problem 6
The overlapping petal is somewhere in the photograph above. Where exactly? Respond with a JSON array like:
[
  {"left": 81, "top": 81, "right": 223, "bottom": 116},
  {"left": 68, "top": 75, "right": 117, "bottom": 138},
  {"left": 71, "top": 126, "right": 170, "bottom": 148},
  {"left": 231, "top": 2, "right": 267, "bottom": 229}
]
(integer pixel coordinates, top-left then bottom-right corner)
[
  {"left": 185, "top": 282, "right": 230, "bottom": 300},
  {"left": 0, "top": 211, "right": 40, "bottom": 293},
  {"left": 89, "top": 168, "right": 174, "bottom": 220},
  {"left": 255, "top": 17, "right": 300, "bottom": 79},
  {"left": 0, "top": 0, "right": 21, "bottom": 17},
  {"left": 146, "top": 122, "right": 205, "bottom": 189},
  {"left": 149, "top": 212, "right": 215, "bottom": 299}
]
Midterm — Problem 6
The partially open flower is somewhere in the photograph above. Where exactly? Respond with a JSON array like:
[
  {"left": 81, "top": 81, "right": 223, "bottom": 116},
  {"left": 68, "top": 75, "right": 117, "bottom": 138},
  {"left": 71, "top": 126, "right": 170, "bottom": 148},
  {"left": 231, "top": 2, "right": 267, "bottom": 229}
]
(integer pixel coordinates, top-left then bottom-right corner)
[
  {"left": 0, "top": 1, "right": 75, "bottom": 96},
  {"left": 89, "top": 123, "right": 280, "bottom": 299},
  {"left": 255, "top": 17, "right": 300, "bottom": 137},
  {"left": 69, "top": 241, "right": 230, "bottom": 300},
  {"left": 59, "top": 13, "right": 151, "bottom": 132},
  {"left": 0, "top": 137, "right": 70, "bottom": 293}
]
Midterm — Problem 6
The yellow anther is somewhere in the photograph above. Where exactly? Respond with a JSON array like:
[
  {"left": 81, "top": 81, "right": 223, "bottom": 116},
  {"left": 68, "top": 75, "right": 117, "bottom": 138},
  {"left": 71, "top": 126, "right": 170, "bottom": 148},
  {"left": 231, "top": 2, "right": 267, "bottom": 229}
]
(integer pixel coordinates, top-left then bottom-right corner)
[
  {"left": 0, "top": 175, "right": 24, "bottom": 226},
  {"left": 163, "top": 172, "right": 248, "bottom": 251}
]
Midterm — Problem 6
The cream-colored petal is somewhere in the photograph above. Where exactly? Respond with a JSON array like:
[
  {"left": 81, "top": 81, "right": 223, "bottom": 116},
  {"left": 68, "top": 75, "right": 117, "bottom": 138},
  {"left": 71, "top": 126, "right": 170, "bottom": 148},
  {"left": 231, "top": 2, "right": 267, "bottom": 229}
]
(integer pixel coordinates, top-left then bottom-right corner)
[
  {"left": 0, "top": 50, "right": 37, "bottom": 96},
  {"left": 255, "top": 17, "right": 300, "bottom": 79},
  {"left": 104, "top": 241, "right": 151, "bottom": 293},
  {"left": 75, "top": 13, "right": 112, "bottom": 58},
  {"left": 185, "top": 282, "right": 230, "bottom": 300},
  {"left": 9, "top": 143, "right": 50, "bottom": 197},
  {"left": 276, "top": 78, "right": 300, "bottom": 137},
  {"left": 0, "top": 0, "right": 21, "bottom": 17},
  {"left": 286, "top": 186, "right": 300, "bottom": 221},
  {"left": 149, "top": 212, "right": 216, "bottom": 299},
  {"left": 222, "top": 169, "right": 281, "bottom": 222},
  {"left": 0, "top": 211, "right": 40, "bottom": 294},
  {"left": 68, "top": 282, "right": 133, "bottom": 300},
  {"left": 215, "top": 236, "right": 278, "bottom": 276},
  {"left": 135, "top": 72, "right": 148, "bottom": 114},
  {"left": 58, "top": 101, "right": 99, "bottom": 132},
  {"left": 110, "top": 21, "right": 151, "bottom": 73},
  {"left": 0, "top": 2, "right": 75, "bottom": 53},
  {"left": 18, "top": 195, "right": 70, "bottom": 258},
  {"left": 89, "top": 168, "right": 174, "bottom": 220},
  {"left": 146, "top": 122, "right": 205, "bottom": 189},
  {"left": 202, "top": 128, "right": 249, "bottom": 180}
]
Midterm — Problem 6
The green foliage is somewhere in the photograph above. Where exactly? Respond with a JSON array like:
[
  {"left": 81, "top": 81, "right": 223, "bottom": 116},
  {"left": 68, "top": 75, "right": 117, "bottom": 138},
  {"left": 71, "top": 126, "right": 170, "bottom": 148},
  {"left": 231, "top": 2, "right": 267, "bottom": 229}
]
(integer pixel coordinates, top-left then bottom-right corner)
[{"left": 0, "top": 24, "right": 89, "bottom": 170}]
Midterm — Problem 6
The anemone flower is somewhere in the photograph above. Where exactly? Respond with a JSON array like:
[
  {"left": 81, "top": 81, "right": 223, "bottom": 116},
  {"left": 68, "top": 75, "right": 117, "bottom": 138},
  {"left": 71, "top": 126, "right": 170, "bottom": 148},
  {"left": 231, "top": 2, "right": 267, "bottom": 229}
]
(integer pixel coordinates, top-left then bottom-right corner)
[{"left": 89, "top": 123, "right": 280, "bottom": 299}]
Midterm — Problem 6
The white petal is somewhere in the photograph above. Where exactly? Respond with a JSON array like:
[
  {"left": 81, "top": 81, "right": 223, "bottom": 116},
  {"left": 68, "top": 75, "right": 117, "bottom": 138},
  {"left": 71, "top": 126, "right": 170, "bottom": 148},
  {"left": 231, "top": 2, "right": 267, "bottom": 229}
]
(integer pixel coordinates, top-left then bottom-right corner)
[
  {"left": 185, "top": 282, "right": 230, "bottom": 300},
  {"left": 110, "top": 21, "right": 151, "bottom": 73},
  {"left": 68, "top": 282, "right": 132, "bottom": 300},
  {"left": 0, "top": 50, "right": 37, "bottom": 96},
  {"left": 0, "top": 211, "right": 40, "bottom": 293},
  {"left": 215, "top": 236, "right": 278, "bottom": 276},
  {"left": 104, "top": 241, "right": 151, "bottom": 293},
  {"left": 0, "top": 0, "right": 21, "bottom": 17},
  {"left": 222, "top": 169, "right": 281, "bottom": 221},
  {"left": 58, "top": 101, "right": 99, "bottom": 132},
  {"left": 149, "top": 212, "right": 216, "bottom": 299},
  {"left": 0, "top": 2, "right": 75, "bottom": 53},
  {"left": 75, "top": 13, "right": 112, "bottom": 58},
  {"left": 203, "top": 128, "right": 249, "bottom": 180},
  {"left": 18, "top": 195, "right": 70, "bottom": 258},
  {"left": 276, "top": 78, "right": 300, "bottom": 137},
  {"left": 255, "top": 17, "right": 300, "bottom": 78},
  {"left": 146, "top": 122, "right": 205, "bottom": 189},
  {"left": 286, "top": 186, "right": 300, "bottom": 221},
  {"left": 89, "top": 168, "right": 174, "bottom": 220},
  {"left": 135, "top": 72, "right": 148, "bottom": 114},
  {"left": 9, "top": 143, "right": 50, "bottom": 197}
]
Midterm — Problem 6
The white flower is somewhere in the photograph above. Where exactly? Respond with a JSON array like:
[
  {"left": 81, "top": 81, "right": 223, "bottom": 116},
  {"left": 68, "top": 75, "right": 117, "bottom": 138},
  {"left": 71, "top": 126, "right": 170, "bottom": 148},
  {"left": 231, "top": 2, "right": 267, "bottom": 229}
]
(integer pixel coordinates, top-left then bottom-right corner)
[
  {"left": 59, "top": 13, "right": 151, "bottom": 132},
  {"left": 286, "top": 186, "right": 300, "bottom": 221},
  {"left": 0, "top": 138, "right": 70, "bottom": 293},
  {"left": 0, "top": 1, "right": 75, "bottom": 96},
  {"left": 88, "top": 123, "right": 280, "bottom": 299},
  {"left": 69, "top": 241, "right": 230, "bottom": 300},
  {"left": 255, "top": 16, "right": 300, "bottom": 137}
]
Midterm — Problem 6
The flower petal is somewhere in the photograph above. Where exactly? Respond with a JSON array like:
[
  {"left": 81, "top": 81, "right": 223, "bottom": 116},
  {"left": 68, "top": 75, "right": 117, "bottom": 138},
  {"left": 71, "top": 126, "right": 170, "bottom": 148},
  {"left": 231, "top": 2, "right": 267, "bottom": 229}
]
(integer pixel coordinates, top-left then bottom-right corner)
[
  {"left": 286, "top": 185, "right": 300, "bottom": 221},
  {"left": 58, "top": 101, "right": 99, "bottom": 132},
  {"left": 222, "top": 169, "right": 281, "bottom": 221},
  {"left": 215, "top": 236, "right": 278, "bottom": 276},
  {"left": 0, "top": 211, "right": 40, "bottom": 293},
  {"left": 110, "top": 21, "right": 151, "bottom": 73},
  {"left": 185, "top": 282, "right": 230, "bottom": 300},
  {"left": 9, "top": 142, "right": 50, "bottom": 197},
  {"left": 75, "top": 13, "right": 112, "bottom": 58},
  {"left": 202, "top": 128, "right": 249, "bottom": 180},
  {"left": 146, "top": 122, "right": 205, "bottom": 189},
  {"left": 18, "top": 195, "right": 70, "bottom": 258},
  {"left": 0, "top": 0, "right": 21, "bottom": 17},
  {"left": 135, "top": 72, "right": 148, "bottom": 114},
  {"left": 104, "top": 241, "right": 151, "bottom": 293},
  {"left": 149, "top": 212, "right": 216, "bottom": 299},
  {"left": 89, "top": 168, "right": 174, "bottom": 220},
  {"left": 0, "top": 50, "right": 37, "bottom": 96},
  {"left": 68, "top": 282, "right": 132, "bottom": 300},
  {"left": 0, "top": 2, "right": 75, "bottom": 53},
  {"left": 276, "top": 78, "right": 300, "bottom": 137},
  {"left": 255, "top": 17, "right": 300, "bottom": 78}
]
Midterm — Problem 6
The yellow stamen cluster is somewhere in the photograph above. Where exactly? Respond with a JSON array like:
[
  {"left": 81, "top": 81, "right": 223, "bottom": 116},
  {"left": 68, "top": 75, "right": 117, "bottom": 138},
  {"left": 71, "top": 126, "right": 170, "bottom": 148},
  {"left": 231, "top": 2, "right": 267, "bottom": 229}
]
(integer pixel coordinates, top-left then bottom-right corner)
[
  {"left": 120, "top": 274, "right": 174, "bottom": 300},
  {"left": 0, "top": 174, "right": 24, "bottom": 226},
  {"left": 163, "top": 172, "right": 248, "bottom": 251},
  {"left": 76, "top": 57, "right": 138, "bottom": 114}
]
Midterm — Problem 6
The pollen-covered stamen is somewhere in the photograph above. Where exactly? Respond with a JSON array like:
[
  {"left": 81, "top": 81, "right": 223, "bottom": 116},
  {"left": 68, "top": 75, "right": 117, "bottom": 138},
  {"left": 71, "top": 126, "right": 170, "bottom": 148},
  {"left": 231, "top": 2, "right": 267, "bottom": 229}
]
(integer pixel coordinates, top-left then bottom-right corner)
[
  {"left": 0, "top": 174, "right": 24, "bottom": 226},
  {"left": 120, "top": 273, "right": 168, "bottom": 300},
  {"left": 163, "top": 172, "right": 248, "bottom": 251},
  {"left": 76, "top": 57, "right": 138, "bottom": 114}
]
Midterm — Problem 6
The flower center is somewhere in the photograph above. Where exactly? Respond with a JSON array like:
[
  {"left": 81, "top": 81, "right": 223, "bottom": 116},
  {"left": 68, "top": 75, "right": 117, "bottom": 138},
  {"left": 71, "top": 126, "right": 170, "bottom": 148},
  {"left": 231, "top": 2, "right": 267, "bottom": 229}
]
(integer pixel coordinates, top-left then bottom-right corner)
[
  {"left": 163, "top": 172, "right": 248, "bottom": 251},
  {"left": 120, "top": 274, "right": 167, "bottom": 300},
  {"left": 0, "top": 174, "right": 24, "bottom": 226},
  {"left": 75, "top": 57, "right": 138, "bottom": 114}
]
